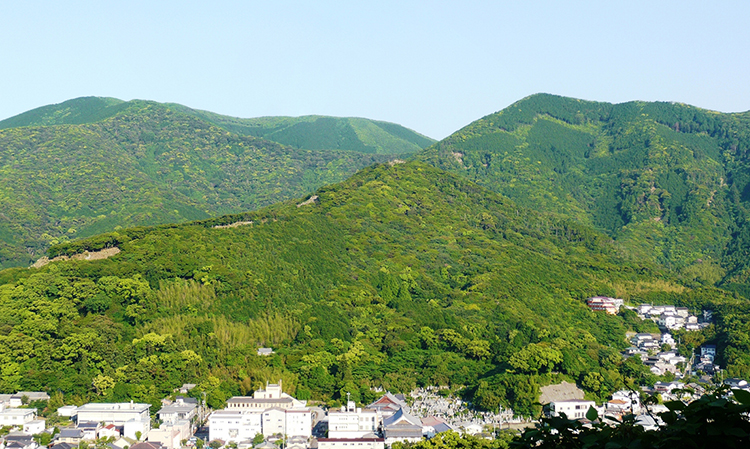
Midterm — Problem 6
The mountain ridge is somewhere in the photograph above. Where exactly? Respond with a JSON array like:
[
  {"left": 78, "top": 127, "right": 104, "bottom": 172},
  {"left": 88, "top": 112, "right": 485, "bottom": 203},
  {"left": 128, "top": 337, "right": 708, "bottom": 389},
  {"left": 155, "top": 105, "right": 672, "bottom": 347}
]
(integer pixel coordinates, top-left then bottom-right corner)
[
  {"left": 417, "top": 93, "right": 750, "bottom": 295},
  {"left": 0, "top": 99, "right": 414, "bottom": 268}
]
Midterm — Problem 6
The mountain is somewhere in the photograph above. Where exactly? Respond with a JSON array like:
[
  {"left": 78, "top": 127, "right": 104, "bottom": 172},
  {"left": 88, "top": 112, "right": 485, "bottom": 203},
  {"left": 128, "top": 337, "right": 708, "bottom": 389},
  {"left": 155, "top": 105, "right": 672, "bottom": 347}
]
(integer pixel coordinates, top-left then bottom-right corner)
[
  {"left": 417, "top": 94, "right": 750, "bottom": 296},
  {"left": 1, "top": 160, "right": 704, "bottom": 412},
  {"left": 0, "top": 97, "right": 435, "bottom": 155},
  {"left": 0, "top": 98, "right": 433, "bottom": 268},
  {"left": 166, "top": 104, "right": 436, "bottom": 155}
]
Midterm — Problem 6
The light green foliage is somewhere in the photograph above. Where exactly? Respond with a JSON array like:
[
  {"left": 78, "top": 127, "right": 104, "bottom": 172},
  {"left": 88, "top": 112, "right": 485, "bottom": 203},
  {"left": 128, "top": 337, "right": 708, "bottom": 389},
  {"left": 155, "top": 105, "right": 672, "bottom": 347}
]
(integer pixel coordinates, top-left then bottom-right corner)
[
  {"left": 509, "top": 343, "right": 563, "bottom": 374},
  {"left": 0, "top": 99, "right": 405, "bottom": 268},
  {"left": 0, "top": 158, "right": 745, "bottom": 415},
  {"left": 393, "top": 431, "right": 510, "bottom": 449}
]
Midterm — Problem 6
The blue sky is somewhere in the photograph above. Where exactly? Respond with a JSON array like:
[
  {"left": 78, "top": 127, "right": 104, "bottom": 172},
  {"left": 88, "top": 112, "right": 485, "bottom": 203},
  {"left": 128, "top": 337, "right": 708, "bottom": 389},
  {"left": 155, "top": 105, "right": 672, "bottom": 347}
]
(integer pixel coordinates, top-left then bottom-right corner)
[{"left": 2, "top": 1, "right": 749, "bottom": 139}]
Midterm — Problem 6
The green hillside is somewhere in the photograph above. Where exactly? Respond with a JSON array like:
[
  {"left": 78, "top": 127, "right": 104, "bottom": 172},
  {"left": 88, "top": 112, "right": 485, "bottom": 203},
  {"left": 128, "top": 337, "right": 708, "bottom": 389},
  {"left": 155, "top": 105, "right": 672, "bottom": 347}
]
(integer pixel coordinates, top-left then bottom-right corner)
[
  {"left": 418, "top": 94, "right": 750, "bottom": 295},
  {"left": 0, "top": 100, "right": 396, "bottom": 268},
  {"left": 166, "top": 104, "right": 436, "bottom": 154},
  {"left": 4, "top": 161, "right": 730, "bottom": 413}
]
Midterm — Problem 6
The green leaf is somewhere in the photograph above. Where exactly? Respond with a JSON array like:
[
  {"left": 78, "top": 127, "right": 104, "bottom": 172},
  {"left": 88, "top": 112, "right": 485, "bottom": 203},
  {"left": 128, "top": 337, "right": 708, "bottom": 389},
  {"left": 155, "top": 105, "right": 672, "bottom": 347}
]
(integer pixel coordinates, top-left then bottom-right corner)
[
  {"left": 732, "top": 388, "right": 750, "bottom": 405},
  {"left": 664, "top": 400, "right": 686, "bottom": 411},
  {"left": 586, "top": 405, "right": 599, "bottom": 421}
]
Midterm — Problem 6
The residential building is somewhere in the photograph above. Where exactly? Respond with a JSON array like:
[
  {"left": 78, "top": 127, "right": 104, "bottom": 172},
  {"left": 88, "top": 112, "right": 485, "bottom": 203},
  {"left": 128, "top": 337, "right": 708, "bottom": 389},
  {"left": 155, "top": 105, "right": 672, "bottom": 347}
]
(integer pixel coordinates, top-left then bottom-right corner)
[
  {"left": 382, "top": 408, "right": 422, "bottom": 445},
  {"left": 148, "top": 420, "right": 191, "bottom": 449},
  {"left": 56, "top": 429, "right": 84, "bottom": 445},
  {"left": 76, "top": 422, "right": 100, "bottom": 441},
  {"left": 286, "top": 436, "right": 308, "bottom": 449},
  {"left": 74, "top": 402, "right": 151, "bottom": 440},
  {"left": 701, "top": 345, "right": 717, "bottom": 358},
  {"left": 50, "top": 443, "right": 75, "bottom": 449},
  {"left": 178, "top": 384, "right": 197, "bottom": 395},
  {"left": 22, "top": 420, "right": 45, "bottom": 435},
  {"left": 548, "top": 400, "right": 595, "bottom": 420},
  {"left": 4, "top": 433, "right": 37, "bottom": 449},
  {"left": 420, "top": 416, "right": 453, "bottom": 438},
  {"left": 366, "top": 393, "right": 408, "bottom": 418},
  {"left": 57, "top": 406, "right": 78, "bottom": 418},
  {"left": 99, "top": 424, "right": 120, "bottom": 439},
  {"left": 158, "top": 397, "right": 198, "bottom": 425},
  {"left": 0, "top": 408, "right": 37, "bottom": 426},
  {"left": 586, "top": 297, "right": 622, "bottom": 315},
  {"left": 9, "top": 393, "right": 49, "bottom": 408},
  {"left": 208, "top": 410, "right": 262, "bottom": 443}
]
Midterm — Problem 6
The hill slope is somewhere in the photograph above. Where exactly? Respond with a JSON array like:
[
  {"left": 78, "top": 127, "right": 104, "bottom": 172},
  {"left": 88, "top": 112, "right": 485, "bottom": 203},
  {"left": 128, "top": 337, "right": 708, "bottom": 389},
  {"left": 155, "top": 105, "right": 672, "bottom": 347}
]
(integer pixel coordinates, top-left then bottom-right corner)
[
  {"left": 0, "top": 100, "right": 397, "bottom": 268},
  {"left": 417, "top": 94, "right": 750, "bottom": 294},
  {"left": 165, "top": 104, "right": 435, "bottom": 154},
  {"left": 0, "top": 97, "right": 435, "bottom": 155},
  {"left": 2, "top": 160, "right": 710, "bottom": 412}
]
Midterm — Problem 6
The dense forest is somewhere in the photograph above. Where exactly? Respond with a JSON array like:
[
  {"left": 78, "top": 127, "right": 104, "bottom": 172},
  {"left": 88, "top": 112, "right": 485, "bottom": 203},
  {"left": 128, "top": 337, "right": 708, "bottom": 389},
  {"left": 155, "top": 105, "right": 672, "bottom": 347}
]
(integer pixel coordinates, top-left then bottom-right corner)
[
  {"left": 0, "top": 98, "right": 433, "bottom": 268},
  {"left": 418, "top": 94, "right": 750, "bottom": 296},
  {"left": 2, "top": 94, "right": 750, "bottom": 420},
  {"left": 0, "top": 161, "right": 742, "bottom": 416}
]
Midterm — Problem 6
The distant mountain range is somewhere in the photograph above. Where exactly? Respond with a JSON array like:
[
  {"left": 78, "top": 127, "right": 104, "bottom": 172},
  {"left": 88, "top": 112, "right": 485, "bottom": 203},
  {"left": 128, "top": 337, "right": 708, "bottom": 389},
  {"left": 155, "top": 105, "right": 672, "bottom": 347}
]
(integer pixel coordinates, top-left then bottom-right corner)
[{"left": 0, "top": 97, "right": 434, "bottom": 268}]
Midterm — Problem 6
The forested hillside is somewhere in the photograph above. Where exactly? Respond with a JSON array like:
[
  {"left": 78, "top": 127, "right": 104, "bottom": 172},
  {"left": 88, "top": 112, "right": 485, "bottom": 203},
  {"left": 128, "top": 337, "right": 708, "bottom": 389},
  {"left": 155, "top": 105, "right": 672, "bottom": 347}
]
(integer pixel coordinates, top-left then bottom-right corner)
[
  {"left": 0, "top": 97, "right": 434, "bottom": 155},
  {"left": 1, "top": 161, "right": 741, "bottom": 413},
  {"left": 0, "top": 99, "right": 421, "bottom": 268},
  {"left": 166, "top": 105, "right": 435, "bottom": 155},
  {"left": 418, "top": 94, "right": 750, "bottom": 296}
]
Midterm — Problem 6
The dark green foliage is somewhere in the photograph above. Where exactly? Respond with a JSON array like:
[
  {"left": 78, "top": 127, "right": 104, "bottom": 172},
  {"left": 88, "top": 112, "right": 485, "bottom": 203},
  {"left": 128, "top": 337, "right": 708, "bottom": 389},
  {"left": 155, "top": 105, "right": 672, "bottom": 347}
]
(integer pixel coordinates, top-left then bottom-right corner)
[
  {"left": 0, "top": 97, "right": 126, "bottom": 129},
  {"left": 165, "top": 104, "right": 435, "bottom": 154},
  {"left": 417, "top": 94, "right": 750, "bottom": 289}
]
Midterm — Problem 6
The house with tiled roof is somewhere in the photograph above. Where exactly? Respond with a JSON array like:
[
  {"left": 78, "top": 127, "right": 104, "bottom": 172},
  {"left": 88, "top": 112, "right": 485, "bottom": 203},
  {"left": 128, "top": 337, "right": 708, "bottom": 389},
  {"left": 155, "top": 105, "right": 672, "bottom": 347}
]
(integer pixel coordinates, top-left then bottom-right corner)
[
  {"left": 366, "top": 393, "right": 408, "bottom": 418},
  {"left": 382, "top": 408, "right": 422, "bottom": 445}
]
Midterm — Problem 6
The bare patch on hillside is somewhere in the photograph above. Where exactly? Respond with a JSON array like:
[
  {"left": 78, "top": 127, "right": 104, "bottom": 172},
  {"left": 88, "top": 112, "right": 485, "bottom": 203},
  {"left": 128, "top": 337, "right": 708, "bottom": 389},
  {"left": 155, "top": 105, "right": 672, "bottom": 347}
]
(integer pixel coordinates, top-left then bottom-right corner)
[
  {"left": 451, "top": 151, "right": 464, "bottom": 164},
  {"left": 213, "top": 221, "right": 253, "bottom": 229},
  {"left": 31, "top": 247, "right": 121, "bottom": 269},
  {"left": 296, "top": 195, "right": 319, "bottom": 208},
  {"left": 539, "top": 381, "right": 585, "bottom": 404}
]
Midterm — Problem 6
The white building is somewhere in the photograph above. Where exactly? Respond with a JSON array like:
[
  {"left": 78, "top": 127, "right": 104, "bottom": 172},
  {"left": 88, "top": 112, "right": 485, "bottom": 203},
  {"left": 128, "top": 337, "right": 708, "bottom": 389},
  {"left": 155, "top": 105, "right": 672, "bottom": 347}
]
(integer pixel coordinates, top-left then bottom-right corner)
[
  {"left": 210, "top": 381, "right": 311, "bottom": 442},
  {"left": 75, "top": 402, "right": 151, "bottom": 439},
  {"left": 23, "top": 420, "right": 46, "bottom": 435},
  {"left": 227, "top": 381, "right": 306, "bottom": 411},
  {"left": 285, "top": 409, "right": 312, "bottom": 438},
  {"left": 148, "top": 420, "right": 191, "bottom": 449},
  {"left": 328, "top": 402, "right": 378, "bottom": 439},
  {"left": 9, "top": 393, "right": 49, "bottom": 408},
  {"left": 548, "top": 400, "right": 595, "bottom": 420},
  {"left": 158, "top": 397, "right": 198, "bottom": 425},
  {"left": 262, "top": 408, "right": 286, "bottom": 437},
  {"left": 208, "top": 410, "right": 262, "bottom": 443},
  {"left": 57, "top": 406, "right": 78, "bottom": 418},
  {"left": 0, "top": 408, "right": 37, "bottom": 426}
]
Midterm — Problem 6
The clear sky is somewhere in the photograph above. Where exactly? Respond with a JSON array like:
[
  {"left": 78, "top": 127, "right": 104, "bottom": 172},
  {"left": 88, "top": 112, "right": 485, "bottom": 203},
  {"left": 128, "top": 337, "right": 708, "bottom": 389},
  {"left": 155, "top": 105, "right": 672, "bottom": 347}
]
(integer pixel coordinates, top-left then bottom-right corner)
[{"left": 2, "top": 0, "right": 749, "bottom": 140}]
